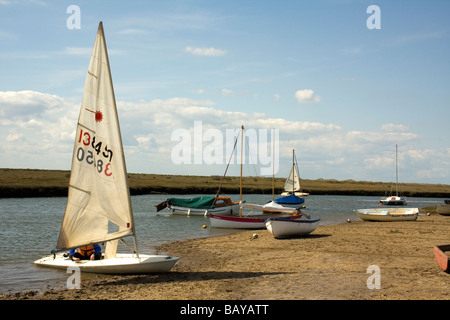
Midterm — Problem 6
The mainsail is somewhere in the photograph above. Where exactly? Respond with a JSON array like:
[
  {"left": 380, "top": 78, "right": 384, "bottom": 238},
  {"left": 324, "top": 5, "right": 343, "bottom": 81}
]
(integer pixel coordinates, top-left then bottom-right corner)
[
  {"left": 56, "top": 22, "right": 134, "bottom": 254},
  {"left": 284, "top": 162, "right": 301, "bottom": 193}
]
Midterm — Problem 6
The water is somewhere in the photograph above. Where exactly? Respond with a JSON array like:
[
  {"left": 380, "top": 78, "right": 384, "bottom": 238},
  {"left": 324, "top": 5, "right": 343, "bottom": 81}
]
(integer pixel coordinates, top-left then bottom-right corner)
[{"left": 0, "top": 193, "right": 443, "bottom": 294}]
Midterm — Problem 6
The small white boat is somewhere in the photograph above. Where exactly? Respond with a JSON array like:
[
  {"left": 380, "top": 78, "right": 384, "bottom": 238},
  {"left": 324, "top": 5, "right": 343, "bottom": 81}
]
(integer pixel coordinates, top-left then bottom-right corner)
[
  {"left": 379, "top": 145, "right": 407, "bottom": 206},
  {"left": 34, "top": 22, "right": 179, "bottom": 274},
  {"left": 354, "top": 208, "right": 418, "bottom": 222},
  {"left": 280, "top": 149, "right": 309, "bottom": 197},
  {"left": 209, "top": 213, "right": 302, "bottom": 229},
  {"left": 379, "top": 196, "right": 407, "bottom": 206},
  {"left": 265, "top": 218, "right": 320, "bottom": 238}
]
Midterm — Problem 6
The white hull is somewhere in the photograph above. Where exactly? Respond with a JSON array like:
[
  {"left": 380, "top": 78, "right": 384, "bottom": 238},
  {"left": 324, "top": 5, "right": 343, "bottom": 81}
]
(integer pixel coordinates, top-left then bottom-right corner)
[
  {"left": 265, "top": 218, "right": 320, "bottom": 238},
  {"left": 169, "top": 204, "right": 240, "bottom": 216},
  {"left": 34, "top": 253, "right": 179, "bottom": 274},
  {"left": 281, "top": 191, "right": 309, "bottom": 197},
  {"left": 263, "top": 201, "right": 304, "bottom": 210},
  {"left": 355, "top": 208, "right": 418, "bottom": 222},
  {"left": 242, "top": 202, "right": 300, "bottom": 214},
  {"left": 209, "top": 213, "right": 302, "bottom": 229},
  {"left": 379, "top": 196, "right": 407, "bottom": 205}
]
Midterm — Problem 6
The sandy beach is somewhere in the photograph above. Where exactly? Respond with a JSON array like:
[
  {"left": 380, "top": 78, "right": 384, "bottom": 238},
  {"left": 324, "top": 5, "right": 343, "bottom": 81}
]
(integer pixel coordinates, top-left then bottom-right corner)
[{"left": 2, "top": 212, "right": 449, "bottom": 301}]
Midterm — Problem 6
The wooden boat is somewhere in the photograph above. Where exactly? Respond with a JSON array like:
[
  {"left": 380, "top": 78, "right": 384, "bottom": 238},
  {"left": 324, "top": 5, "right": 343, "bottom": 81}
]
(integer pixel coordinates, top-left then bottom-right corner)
[
  {"left": 156, "top": 196, "right": 239, "bottom": 216},
  {"left": 265, "top": 217, "right": 320, "bottom": 238},
  {"left": 379, "top": 145, "right": 407, "bottom": 206},
  {"left": 34, "top": 22, "right": 179, "bottom": 274},
  {"left": 354, "top": 208, "right": 418, "bottom": 222},
  {"left": 433, "top": 244, "right": 450, "bottom": 273},
  {"left": 436, "top": 204, "right": 450, "bottom": 216}
]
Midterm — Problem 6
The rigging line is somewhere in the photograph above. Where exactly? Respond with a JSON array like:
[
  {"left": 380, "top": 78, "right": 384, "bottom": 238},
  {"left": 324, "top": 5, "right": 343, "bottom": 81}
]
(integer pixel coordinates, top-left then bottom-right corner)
[{"left": 215, "top": 129, "right": 240, "bottom": 199}]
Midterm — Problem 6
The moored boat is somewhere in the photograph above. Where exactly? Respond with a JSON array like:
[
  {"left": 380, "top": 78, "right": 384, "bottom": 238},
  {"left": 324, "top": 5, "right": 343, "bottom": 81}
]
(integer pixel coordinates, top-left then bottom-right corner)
[
  {"left": 265, "top": 217, "right": 320, "bottom": 238},
  {"left": 280, "top": 149, "right": 309, "bottom": 197},
  {"left": 156, "top": 196, "right": 239, "bottom": 216},
  {"left": 209, "top": 213, "right": 302, "bottom": 229},
  {"left": 354, "top": 208, "right": 418, "bottom": 222},
  {"left": 379, "top": 145, "right": 407, "bottom": 206},
  {"left": 433, "top": 244, "right": 450, "bottom": 273}
]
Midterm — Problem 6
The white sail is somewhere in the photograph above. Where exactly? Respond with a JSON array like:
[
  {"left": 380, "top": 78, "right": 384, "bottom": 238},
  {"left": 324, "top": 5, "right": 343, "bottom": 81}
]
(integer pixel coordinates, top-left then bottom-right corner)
[
  {"left": 284, "top": 164, "right": 301, "bottom": 192},
  {"left": 56, "top": 22, "right": 134, "bottom": 252}
]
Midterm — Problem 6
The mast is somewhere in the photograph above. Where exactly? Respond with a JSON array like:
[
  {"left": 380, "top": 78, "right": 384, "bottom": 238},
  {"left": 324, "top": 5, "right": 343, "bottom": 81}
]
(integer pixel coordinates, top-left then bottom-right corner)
[
  {"left": 98, "top": 21, "right": 138, "bottom": 258},
  {"left": 239, "top": 125, "right": 244, "bottom": 217},
  {"left": 395, "top": 144, "right": 398, "bottom": 197},
  {"left": 292, "top": 149, "right": 295, "bottom": 194},
  {"left": 272, "top": 128, "right": 275, "bottom": 201}
]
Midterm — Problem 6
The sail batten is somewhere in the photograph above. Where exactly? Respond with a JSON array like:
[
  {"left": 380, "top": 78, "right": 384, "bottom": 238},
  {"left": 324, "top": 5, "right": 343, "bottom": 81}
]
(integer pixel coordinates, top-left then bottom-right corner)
[{"left": 55, "top": 22, "right": 134, "bottom": 256}]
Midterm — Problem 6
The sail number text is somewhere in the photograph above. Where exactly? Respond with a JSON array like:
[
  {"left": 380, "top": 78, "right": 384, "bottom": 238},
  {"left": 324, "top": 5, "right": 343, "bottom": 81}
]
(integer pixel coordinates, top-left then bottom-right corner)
[{"left": 77, "top": 129, "right": 113, "bottom": 176}]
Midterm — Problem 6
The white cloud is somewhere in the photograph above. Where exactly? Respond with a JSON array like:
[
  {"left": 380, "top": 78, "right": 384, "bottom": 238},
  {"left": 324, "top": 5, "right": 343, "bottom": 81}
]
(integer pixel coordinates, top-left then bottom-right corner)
[
  {"left": 294, "top": 89, "right": 321, "bottom": 104},
  {"left": 118, "top": 28, "right": 146, "bottom": 35},
  {"left": 221, "top": 89, "right": 234, "bottom": 96},
  {"left": 0, "top": 90, "right": 447, "bottom": 183},
  {"left": 184, "top": 46, "right": 226, "bottom": 56},
  {"left": 381, "top": 123, "right": 409, "bottom": 132}
]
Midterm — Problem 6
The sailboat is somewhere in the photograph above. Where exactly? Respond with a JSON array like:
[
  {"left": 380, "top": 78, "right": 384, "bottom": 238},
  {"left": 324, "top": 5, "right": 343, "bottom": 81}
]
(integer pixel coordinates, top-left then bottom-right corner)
[
  {"left": 209, "top": 126, "right": 302, "bottom": 229},
  {"left": 280, "top": 149, "right": 309, "bottom": 197},
  {"left": 379, "top": 144, "right": 406, "bottom": 205},
  {"left": 156, "top": 195, "right": 240, "bottom": 216},
  {"left": 34, "top": 22, "right": 179, "bottom": 274}
]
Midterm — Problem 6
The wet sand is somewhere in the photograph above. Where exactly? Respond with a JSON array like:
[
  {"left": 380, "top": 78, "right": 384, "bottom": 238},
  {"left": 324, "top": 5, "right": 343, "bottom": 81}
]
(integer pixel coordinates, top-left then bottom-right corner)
[{"left": 2, "top": 213, "right": 449, "bottom": 300}]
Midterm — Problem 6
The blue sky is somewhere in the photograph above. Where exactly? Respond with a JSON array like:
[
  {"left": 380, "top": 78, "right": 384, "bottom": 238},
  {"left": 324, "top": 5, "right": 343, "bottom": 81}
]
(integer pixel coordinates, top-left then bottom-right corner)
[{"left": 1, "top": 0, "right": 449, "bottom": 184}]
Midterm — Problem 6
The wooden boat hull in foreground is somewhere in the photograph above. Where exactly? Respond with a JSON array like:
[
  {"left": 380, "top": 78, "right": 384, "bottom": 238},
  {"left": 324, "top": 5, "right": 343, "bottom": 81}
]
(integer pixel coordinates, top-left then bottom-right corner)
[
  {"left": 266, "top": 218, "right": 320, "bottom": 238},
  {"left": 433, "top": 245, "right": 450, "bottom": 273},
  {"left": 34, "top": 253, "right": 179, "bottom": 274},
  {"left": 354, "top": 208, "right": 418, "bottom": 222}
]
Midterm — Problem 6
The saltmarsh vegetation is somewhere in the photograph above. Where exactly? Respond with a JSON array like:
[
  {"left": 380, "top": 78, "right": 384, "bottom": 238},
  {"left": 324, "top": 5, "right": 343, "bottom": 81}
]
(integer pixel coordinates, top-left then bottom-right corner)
[{"left": 1, "top": 168, "right": 450, "bottom": 199}]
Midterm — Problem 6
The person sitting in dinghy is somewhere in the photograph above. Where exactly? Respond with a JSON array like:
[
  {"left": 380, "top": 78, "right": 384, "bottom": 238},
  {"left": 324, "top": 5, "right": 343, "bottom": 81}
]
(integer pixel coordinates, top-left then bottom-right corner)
[{"left": 70, "top": 244, "right": 102, "bottom": 261}]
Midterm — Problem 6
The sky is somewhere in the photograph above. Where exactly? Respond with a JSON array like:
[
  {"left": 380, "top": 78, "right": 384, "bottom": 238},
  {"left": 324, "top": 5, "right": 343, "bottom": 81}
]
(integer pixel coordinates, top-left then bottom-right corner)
[{"left": 0, "top": 0, "right": 449, "bottom": 184}]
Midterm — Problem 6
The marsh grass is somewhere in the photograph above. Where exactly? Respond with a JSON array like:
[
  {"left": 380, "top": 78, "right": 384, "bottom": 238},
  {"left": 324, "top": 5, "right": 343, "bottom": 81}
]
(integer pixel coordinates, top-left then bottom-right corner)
[{"left": 1, "top": 168, "right": 450, "bottom": 198}]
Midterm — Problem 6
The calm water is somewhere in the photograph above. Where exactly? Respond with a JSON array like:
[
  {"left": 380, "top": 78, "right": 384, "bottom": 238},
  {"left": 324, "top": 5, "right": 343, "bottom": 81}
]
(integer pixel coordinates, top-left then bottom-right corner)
[{"left": 0, "top": 193, "right": 443, "bottom": 294}]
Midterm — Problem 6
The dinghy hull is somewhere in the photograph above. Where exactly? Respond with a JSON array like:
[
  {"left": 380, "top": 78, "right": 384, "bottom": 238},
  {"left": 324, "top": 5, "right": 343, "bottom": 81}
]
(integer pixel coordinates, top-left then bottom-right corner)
[
  {"left": 34, "top": 253, "right": 179, "bottom": 274},
  {"left": 266, "top": 218, "right": 320, "bottom": 238},
  {"left": 354, "top": 208, "right": 418, "bottom": 222}
]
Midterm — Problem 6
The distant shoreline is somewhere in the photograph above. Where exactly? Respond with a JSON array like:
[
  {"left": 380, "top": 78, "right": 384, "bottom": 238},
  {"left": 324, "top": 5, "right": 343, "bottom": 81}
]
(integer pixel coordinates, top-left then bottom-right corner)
[{"left": 1, "top": 168, "right": 450, "bottom": 198}]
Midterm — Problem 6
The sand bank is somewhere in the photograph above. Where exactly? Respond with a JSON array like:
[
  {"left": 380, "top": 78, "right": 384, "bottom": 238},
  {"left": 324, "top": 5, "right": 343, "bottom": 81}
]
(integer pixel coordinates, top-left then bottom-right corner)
[{"left": 2, "top": 213, "right": 449, "bottom": 301}]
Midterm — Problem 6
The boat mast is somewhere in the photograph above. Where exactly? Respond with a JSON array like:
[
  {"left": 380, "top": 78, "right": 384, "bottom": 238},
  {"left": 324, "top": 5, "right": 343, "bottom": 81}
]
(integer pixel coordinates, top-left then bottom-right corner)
[
  {"left": 272, "top": 128, "right": 275, "bottom": 201},
  {"left": 239, "top": 125, "right": 244, "bottom": 217},
  {"left": 292, "top": 149, "right": 295, "bottom": 194},
  {"left": 100, "top": 21, "right": 139, "bottom": 258},
  {"left": 395, "top": 144, "right": 399, "bottom": 197}
]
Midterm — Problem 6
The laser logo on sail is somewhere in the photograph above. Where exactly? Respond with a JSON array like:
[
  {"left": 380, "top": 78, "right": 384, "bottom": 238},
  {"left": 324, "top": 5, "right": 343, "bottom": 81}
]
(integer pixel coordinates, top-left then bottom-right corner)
[{"left": 85, "top": 108, "right": 104, "bottom": 122}]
